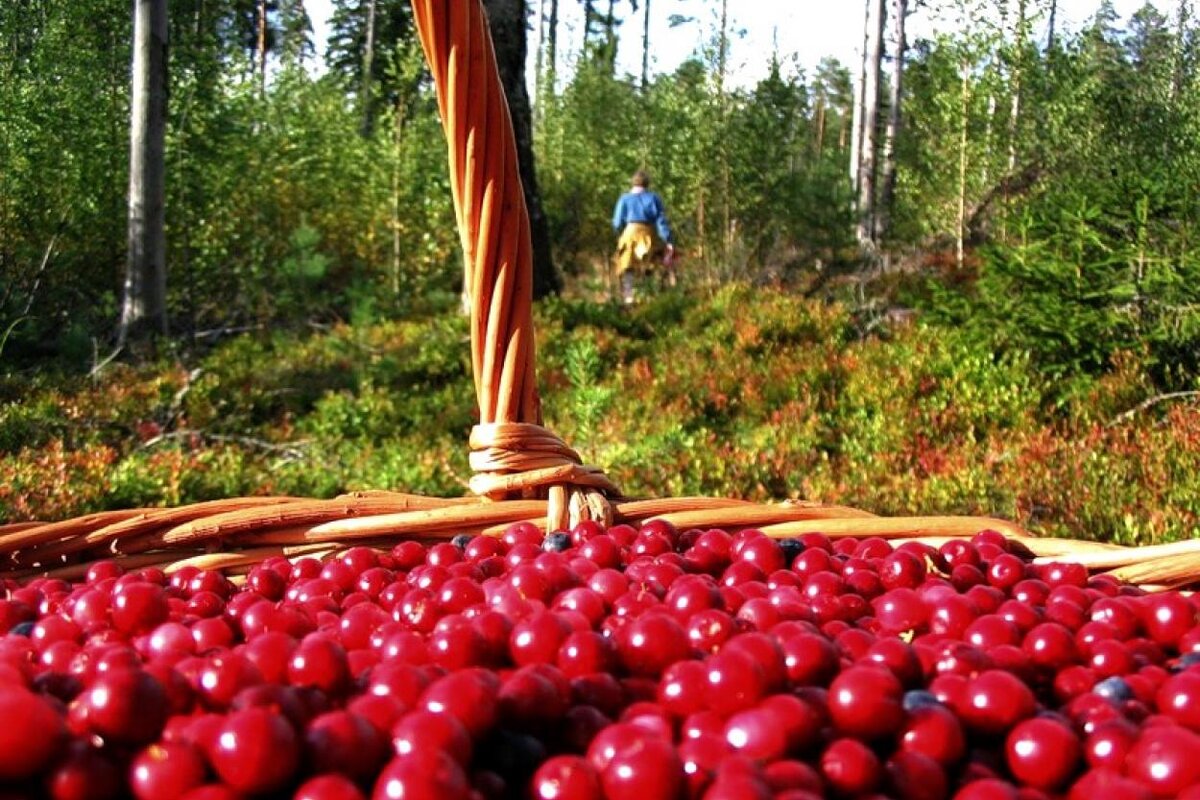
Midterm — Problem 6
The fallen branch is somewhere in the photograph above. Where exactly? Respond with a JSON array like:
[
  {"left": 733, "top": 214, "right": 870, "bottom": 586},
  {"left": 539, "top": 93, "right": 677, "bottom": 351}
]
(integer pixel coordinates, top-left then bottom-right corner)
[
  {"left": 1107, "top": 390, "right": 1200, "bottom": 428},
  {"left": 140, "top": 428, "right": 312, "bottom": 461}
]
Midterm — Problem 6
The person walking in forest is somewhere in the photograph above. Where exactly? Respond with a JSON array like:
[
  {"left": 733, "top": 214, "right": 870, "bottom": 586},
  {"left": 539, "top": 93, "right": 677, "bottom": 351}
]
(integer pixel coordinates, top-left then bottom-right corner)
[{"left": 612, "top": 170, "right": 676, "bottom": 305}]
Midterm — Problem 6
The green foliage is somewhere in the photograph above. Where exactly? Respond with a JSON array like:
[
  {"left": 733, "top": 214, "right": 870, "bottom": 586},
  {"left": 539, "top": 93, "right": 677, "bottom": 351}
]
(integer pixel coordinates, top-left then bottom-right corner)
[{"left": 4, "top": 290, "right": 1199, "bottom": 543}]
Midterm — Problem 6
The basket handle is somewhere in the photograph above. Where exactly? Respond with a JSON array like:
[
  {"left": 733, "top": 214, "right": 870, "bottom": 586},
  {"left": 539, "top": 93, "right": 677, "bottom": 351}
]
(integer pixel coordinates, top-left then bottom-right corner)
[{"left": 411, "top": 0, "right": 618, "bottom": 528}]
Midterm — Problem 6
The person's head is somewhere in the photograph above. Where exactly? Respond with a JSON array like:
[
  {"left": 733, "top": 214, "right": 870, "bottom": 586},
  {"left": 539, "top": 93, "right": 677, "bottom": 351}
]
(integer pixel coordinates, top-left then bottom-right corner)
[{"left": 631, "top": 169, "right": 651, "bottom": 188}]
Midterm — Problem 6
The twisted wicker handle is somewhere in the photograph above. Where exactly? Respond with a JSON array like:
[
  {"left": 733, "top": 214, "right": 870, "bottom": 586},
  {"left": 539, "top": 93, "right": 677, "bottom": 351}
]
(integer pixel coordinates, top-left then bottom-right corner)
[{"left": 411, "top": 0, "right": 618, "bottom": 526}]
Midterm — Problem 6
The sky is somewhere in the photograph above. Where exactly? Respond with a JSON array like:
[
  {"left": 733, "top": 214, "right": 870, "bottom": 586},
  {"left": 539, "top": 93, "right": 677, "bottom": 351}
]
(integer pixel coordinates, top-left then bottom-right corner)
[{"left": 305, "top": 1, "right": 1176, "bottom": 90}]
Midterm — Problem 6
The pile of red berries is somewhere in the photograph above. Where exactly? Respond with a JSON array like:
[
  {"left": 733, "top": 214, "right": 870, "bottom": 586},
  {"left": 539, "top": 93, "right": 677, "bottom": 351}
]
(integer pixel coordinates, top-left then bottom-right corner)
[{"left": 1, "top": 520, "right": 1199, "bottom": 799}]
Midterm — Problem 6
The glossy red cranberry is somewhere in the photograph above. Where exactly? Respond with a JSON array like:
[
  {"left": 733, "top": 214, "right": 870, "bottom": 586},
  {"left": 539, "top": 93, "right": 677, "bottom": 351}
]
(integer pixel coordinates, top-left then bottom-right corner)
[
  {"left": 373, "top": 750, "right": 470, "bottom": 800},
  {"left": 888, "top": 750, "right": 948, "bottom": 800},
  {"left": 1083, "top": 717, "right": 1138, "bottom": 770},
  {"left": 952, "top": 778, "right": 1019, "bottom": 799},
  {"left": 594, "top": 726, "right": 683, "bottom": 799},
  {"left": 44, "top": 739, "right": 122, "bottom": 800},
  {"left": 110, "top": 582, "right": 170, "bottom": 636},
  {"left": 703, "top": 649, "right": 767, "bottom": 716},
  {"left": 1124, "top": 724, "right": 1200, "bottom": 796},
  {"left": 1157, "top": 670, "right": 1200, "bottom": 731},
  {"left": 820, "top": 737, "right": 881, "bottom": 795},
  {"left": 509, "top": 611, "right": 572, "bottom": 666},
  {"left": 129, "top": 742, "right": 207, "bottom": 800},
  {"left": 295, "top": 774, "right": 367, "bottom": 800},
  {"left": 778, "top": 632, "right": 839, "bottom": 685},
  {"left": 0, "top": 687, "right": 67, "bottom": 780},
  {"left": 305, "top": 709, "right": 388, "bottom": 780},
  {"left": 531, "top": 755, "right": 602, "bottom": 800},
  {"left": 958, "top": 669, "right": 1036, "bottom": 735},
  {"left": 828, "top": 665, "right": 904, "bottom": 739},
  {"left": 1005, "top": 716, "right": 1080, "bottom": 790},
  {"left": 653, "top": 658, "right": 706, "bottom": 718},
  {"left": 83, "top": 668, "right": 168, "bottom": 744},
  {"left": 419, "top": 668, "right": 500, "bottom": 737},
  {"left": 1142, "top": 593, "right": 1196, "bottom": 646},
  {"left": 391, "top": 707, "right": 472, "bottom": 766},
  {"left": 207, "top": 707, "right": 299, "bottom": 794},
  {"left": 901, "top": 703, "right": 967, "bottom": 766}
]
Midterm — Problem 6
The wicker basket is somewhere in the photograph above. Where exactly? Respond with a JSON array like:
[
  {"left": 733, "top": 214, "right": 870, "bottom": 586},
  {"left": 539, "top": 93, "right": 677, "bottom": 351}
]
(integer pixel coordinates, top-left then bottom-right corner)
[{"left": 1, "top": 0, "right": 1192, "bottom": 591}]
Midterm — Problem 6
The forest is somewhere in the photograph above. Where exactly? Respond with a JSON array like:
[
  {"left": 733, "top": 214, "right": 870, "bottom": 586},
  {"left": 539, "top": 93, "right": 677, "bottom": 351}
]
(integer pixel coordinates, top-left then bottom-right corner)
[{"left": 1, "top": 0, "right": 1198, "bottom": 541}]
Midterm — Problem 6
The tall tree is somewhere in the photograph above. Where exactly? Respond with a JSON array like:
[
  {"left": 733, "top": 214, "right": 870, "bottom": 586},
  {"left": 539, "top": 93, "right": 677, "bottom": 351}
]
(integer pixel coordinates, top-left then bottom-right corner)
[
  {"left": 361, "top": 0, "right": 377, "bottom": 134},
  {"left": 326, "top": 0, "right": 413, "bottom": 128},
  {"left": 484, "top": 0, "right": 562, "bottom": 298},
  {"left": 877, "top": 0, "right": 909, "bottom": 243},
  {"left": 640, "top": 0, "right": 650, "bottom": 90},
  {"left": 119, "top": 0, "right": 168, "bottom": 347},
  {"left": 1047, "top": 0, "right": 1057, "bottom": 50},
  {"left": 855, "top": 0, "right": 886, "bottom": 250}
]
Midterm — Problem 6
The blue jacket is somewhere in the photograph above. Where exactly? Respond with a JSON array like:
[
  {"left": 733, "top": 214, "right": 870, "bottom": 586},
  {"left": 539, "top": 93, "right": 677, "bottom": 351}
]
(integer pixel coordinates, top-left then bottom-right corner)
[{"left": 612, "top": 189, "right": 673, "bottom": 244}]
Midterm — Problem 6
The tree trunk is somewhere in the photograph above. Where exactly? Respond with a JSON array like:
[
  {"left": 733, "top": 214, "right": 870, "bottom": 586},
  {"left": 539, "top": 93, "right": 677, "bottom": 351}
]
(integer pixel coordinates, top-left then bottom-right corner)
[
  {"left": 877, "top": 0, "right": 907, "bottom": 244},
  {"left": 641, "top": 0, "right": 650, "bottom": 90},
  {"left": 815, "top": 93, "right": 827, "bottom": 155},
  {"left": 547, "top": 0, "right": 558, "bottom": 90},
  {"left": 956, "top": 61, "right": 970, "bottom": 271},
  {"left": 256, "top": 0, "right": 266, "bottom": 94},
  {"left": 1007, "top": 0, "right": 1027, "bottom": 173},
  {"left": 119, "top": 0, "right": 169, "bottom": 347},
  {"left": 483, "top": 0, "right": 562, "bottom": 298},
  {"left": 855, "top": 0, "right": 885, "bottom": 250},
  {"left": 605, "top": 0, "right": 617, "bottom": 72},
  {"left": 360, "top": 0, "right": 377, "bottom": 135},
  {"left": 1047, "top": 0, "right": 1057, "bottom": 51},
  {"left": 850, "top": 0, "right": 871, "bottom": 189},
  {"left": 1173, "top": 0, "right": 1190, "bottom": 106}
]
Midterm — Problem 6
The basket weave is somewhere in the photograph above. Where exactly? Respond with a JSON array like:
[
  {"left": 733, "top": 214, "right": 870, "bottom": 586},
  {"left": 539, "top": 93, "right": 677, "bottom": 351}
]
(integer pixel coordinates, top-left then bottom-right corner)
[{"left": 2, "top": 0, "right": 1193, "bottom": 591}]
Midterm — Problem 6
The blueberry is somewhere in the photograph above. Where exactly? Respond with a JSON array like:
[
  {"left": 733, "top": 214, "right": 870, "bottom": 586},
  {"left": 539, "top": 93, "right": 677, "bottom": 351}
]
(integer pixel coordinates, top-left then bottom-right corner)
[
  {"left": 9, "top": 621, "right": 34, "bottom": 637},
  {"left": 1093, "top": 676, "right": 1133, "bottom": 702},
  {"left": 903, "top": 689, "right": 941, "bottom": 712},
  {"left": 1171, "top": 652, "right": 1200, "bottom": 672},
  {"left": 542, "top": 532, "right": 572, "bottom": 552},
  {"left": 778, "top": 537, "right": 805, "bottom": 563},
  {"left": 450, "top": 533, "right": 474, "bottom": 550},
  {"left": 478, "top": 729, "right": 546, "bottom": 780}
]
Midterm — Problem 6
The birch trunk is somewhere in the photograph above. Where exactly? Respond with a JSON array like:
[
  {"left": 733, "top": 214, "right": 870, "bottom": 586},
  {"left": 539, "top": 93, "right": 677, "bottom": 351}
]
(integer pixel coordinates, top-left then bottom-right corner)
[
  {"left": 850, "top": 0, "right": 871, "bottom": 189},
  {"left": 855, "top": 0, "right": 885, "bottom": 249},
  {"left": 877, "top": 0, "right": 907, "bottom": 244}
]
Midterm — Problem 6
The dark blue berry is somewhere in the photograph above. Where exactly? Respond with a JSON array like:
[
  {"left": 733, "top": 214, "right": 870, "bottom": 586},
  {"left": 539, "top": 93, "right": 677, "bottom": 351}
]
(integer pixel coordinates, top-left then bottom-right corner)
[
  {"left": 1093, "top": 676, "right": 1133, "bottom": 702},
  {"left": 450, "top": 533, "right": 474, "bottom": 550},
  {"left": 542, "top": 532, "right": 571, "bottom": 552},
  {"left": 1171, "top": 652, "right": 1200, "bottom": 672},
  {"left": 10, "top": 621, "right": 34, "bottom": 637},
  {"left": 778, "top": 538, "right": 804, "bottom": 563},
  {"left": 902, "top": 690, "right": 941, "bottom": 712}
]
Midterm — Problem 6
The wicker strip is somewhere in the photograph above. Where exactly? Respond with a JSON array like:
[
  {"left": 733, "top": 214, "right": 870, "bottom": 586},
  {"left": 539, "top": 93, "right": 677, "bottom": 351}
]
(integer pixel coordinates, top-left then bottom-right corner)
[{"left": 0, "top": 508, "right": 160, "bottom": 555}]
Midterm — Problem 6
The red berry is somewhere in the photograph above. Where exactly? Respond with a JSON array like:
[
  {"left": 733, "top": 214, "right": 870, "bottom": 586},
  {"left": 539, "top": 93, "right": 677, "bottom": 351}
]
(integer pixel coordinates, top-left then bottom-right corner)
[
  {"left": 295, "top": 774, "right": 367, "bottom": 800},
  {"left": 372, "top": 750, "right": 470, "bottom": 800},
  {"left": 828, "top": 665, "right": 904, "bottom": 739},
  {"left": 531, "top": 755, "right": 602, "bottom": 800},
  {"left": 1005, "top": 717, "right": 1080, "bottom": 790},
  {"left": 84, "top": 668, "right": 169, "bottom": 745},
  {"left": 129, "top": 742, "right": 207, "bottom": 800},
  {"left": 207, "top": 707, "right": 299, "bottom": 794},
  {"left": 0, "top": 687, "right": 66, "bottom": 781}
]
